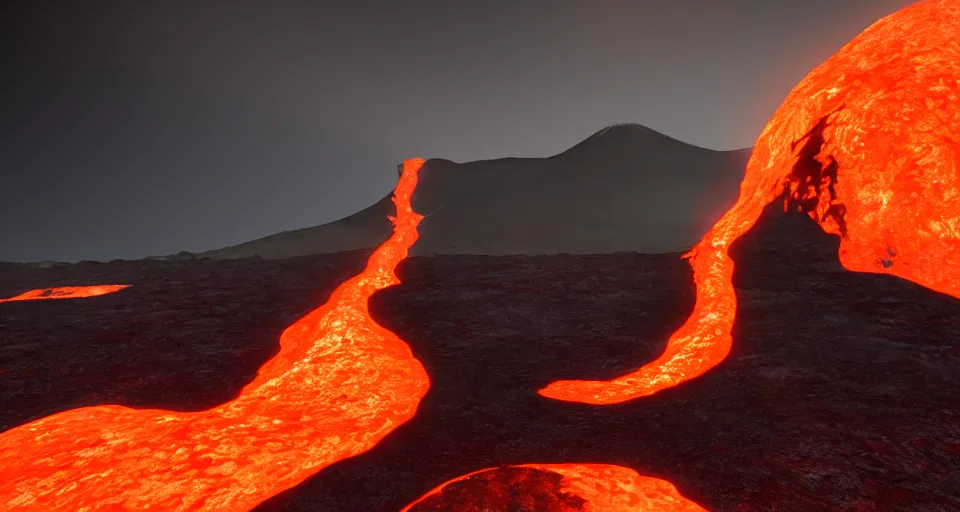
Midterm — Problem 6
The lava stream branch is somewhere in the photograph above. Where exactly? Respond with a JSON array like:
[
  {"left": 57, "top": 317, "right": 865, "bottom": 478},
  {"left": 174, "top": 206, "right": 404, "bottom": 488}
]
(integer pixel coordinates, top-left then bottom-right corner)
[
  {"left": 0, "top": 159, "right": 431, "bottom": 511},
  {"left": 540, "top": 0, "right": 960, "bottom": 405}
]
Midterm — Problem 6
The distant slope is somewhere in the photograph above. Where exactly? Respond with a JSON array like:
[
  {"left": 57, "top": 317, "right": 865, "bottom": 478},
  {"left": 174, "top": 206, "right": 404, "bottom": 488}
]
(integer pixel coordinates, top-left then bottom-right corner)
[{"left": 196, "top": 124, "right": 752, "bottom": 260}]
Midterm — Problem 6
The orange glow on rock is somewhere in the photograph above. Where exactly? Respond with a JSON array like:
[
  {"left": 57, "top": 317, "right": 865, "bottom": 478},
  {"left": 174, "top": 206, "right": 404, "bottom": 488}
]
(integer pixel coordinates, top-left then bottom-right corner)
[
  {"left": 0, "top": 159, "right": 430, "bottom": 510},
  {"left": 0, "top": 285, "right": 131, "bottom": 303},
  {"left": 541, "top": 0, "right": 960, "bottom": 405},
  {"left": 400, "top": 463, "right": 706, "bottom": 512}
]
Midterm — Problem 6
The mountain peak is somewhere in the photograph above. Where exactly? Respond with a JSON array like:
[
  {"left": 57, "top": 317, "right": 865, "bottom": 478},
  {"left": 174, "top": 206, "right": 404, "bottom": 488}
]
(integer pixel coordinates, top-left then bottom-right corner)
[
  {"left": 588, "top": 122, "right": 657, "bottom": 138},
  {"left": 555, "top": 123, "right": 709, "bottom": 159}
]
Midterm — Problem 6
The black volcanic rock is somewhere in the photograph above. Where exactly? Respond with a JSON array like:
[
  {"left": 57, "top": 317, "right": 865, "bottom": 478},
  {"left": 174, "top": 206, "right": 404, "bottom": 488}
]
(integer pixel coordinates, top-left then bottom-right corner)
[{"left": 1, "top": 210, "right": 958, "bottom": 511}]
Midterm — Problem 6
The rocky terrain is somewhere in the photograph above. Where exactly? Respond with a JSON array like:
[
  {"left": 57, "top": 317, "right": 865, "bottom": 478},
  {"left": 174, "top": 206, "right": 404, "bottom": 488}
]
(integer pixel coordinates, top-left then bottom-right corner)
[{"left": 1, "top": 208, "right": 958, "bottom": 511}]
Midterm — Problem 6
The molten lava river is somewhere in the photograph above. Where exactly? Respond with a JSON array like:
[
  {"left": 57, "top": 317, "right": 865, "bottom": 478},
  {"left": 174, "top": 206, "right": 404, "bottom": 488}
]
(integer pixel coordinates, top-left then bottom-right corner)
[{"left": 1, "top": 0, "right": 959, "bottom": 510}]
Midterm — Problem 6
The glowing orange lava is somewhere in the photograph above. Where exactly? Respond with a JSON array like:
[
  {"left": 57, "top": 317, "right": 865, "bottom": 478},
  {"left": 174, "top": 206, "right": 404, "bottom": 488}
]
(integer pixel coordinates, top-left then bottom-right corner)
[
  {"left": 7, "top": 2, "right": 957, "bottom": 506},
  {"left": 541, "top": 0, "right": 960, "bottom": 405},
  {"left": 399, "top": 463, "right": 706, "bottom": 512},
  {"left": 0, "top": 285, "right": 131, "bottom": 303},
  {"left": 0, "top": 159, "right": 430, "bottom": 510}
]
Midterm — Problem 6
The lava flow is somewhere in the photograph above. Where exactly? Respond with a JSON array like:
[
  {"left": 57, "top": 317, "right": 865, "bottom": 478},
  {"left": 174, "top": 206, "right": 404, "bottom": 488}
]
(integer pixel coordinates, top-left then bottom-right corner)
[
  {"left": 0, "top": 159, "right": 430, "bottom": 510},
  {"left": 541, "top": 0, "right": 960, "bottom": 405},
  {"left": 0, "top": 285, "right": 131, "bottom": 303},
  {"left": 400, "top": 464, "right": 706, "bottom": 512}
]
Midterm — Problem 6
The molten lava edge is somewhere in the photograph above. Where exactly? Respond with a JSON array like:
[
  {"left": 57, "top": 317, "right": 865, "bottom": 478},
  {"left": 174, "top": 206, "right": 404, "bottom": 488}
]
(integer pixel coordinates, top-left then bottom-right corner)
[
  {"left": 540, "top": 0, "right": 960, "bottom": 406},
  {"left": 0, "top": 285, "right": 131, "bottom": 303},
  {"left": 0, "top": 160, "right": 431, "bottom": 510},
  {"left": 399, "top": 464, "right": 706, "bottom": 512}
]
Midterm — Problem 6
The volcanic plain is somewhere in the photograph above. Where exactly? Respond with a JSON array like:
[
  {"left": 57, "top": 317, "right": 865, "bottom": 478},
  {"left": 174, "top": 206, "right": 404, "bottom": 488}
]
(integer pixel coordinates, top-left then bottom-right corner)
[{"left": 2, "top": 204, "right": 958, "bottom": 511}]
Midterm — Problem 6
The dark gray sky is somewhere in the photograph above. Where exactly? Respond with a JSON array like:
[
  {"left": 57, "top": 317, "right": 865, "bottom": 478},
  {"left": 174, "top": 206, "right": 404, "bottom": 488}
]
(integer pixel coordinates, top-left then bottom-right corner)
[{"left": 2, "top": 0, "right": 915, "bottom": 262}]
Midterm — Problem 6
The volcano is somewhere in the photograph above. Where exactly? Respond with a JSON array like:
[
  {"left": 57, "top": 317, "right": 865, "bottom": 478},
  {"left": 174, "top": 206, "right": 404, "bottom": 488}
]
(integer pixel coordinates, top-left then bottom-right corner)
[{"left": 195, "top": 124, "right": 750, "bottom": 261}]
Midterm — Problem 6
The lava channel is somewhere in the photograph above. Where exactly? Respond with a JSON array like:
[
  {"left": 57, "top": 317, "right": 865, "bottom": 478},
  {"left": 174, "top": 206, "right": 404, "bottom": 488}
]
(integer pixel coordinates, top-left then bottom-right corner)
[
  {"left": 399, "top": 464, "right": 706, "bottom": 512},
  {"left": 540, "top": 0, "right": 960, "bottom": 405},
  {"left": 0, "top": 159, "right": 431, "bottom": 511},
  {"left": 0, "top": 285, "right": 131, "bottom": 303}
]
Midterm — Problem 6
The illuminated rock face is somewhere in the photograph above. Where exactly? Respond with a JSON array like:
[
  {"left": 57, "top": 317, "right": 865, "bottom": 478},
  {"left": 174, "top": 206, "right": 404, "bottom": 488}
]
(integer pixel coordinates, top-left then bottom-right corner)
[
  {"left": 0, "top": 160, "right": 430, "bottom": 511},
  {"left": 750, "top": 0, "right": 960, "bottom": 299},
  {"left": 540, "top": 0, "right": 960, "bottom": 405}
]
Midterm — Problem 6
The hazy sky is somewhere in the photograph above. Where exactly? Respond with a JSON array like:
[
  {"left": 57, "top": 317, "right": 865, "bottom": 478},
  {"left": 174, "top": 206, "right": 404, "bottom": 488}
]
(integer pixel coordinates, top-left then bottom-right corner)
[{"left": 2, "top": 0, "right": 915, "bottom": 262}]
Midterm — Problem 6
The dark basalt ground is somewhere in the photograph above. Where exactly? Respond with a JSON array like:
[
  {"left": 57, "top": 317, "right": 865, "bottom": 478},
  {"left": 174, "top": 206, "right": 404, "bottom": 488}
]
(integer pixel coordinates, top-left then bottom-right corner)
[{"left": 1, "top": 209, "right": 959, "bottom": 512}]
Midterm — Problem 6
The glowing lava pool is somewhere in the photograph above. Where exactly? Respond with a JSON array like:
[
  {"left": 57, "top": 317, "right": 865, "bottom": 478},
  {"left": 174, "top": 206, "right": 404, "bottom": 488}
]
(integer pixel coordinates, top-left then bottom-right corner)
[
  {"left": 400, "top": 464, "right": 706, "bottom": 512},
  {"left": 0, "top": 285, "right": 130, "bottom": 303}
]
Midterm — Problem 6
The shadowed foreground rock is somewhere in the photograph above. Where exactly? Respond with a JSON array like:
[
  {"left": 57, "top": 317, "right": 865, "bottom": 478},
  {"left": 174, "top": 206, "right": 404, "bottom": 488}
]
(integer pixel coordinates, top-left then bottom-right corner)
[{"left": 1, "top": 209, "right": 958, "bottom": 511}]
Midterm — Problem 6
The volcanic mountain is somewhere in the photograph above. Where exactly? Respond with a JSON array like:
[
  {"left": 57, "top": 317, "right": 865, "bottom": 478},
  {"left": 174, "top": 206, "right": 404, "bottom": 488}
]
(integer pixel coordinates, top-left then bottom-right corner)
[{"left": 196, "top": 123, "right": 752, "bottom": 260}]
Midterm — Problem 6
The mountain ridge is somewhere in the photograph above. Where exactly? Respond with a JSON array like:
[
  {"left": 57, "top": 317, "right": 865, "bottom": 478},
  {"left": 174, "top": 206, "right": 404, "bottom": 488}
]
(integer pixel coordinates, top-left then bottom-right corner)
[
  {"left": 8, "top": 124, "right": 752, "bottom": 266},
  {"left": 192, "top": 123, "right": 752, "bottom": 261}
]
